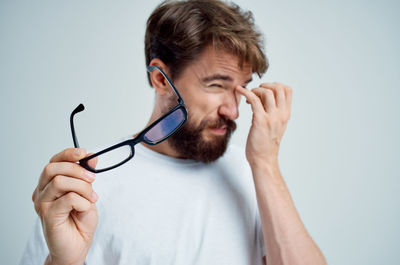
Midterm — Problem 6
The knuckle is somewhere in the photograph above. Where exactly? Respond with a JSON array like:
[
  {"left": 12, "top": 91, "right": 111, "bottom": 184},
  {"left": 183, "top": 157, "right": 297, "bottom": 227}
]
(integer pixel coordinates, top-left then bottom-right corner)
[
  {"left": 265, "top": 89, "right": 274, "bottom": 95},
  {"left": 34, "top": 200, "right": 47, "bottom": 217},
  {"left": 250, "top": 87, "right": 259, "bottom": 93},
  {"left": 79, "top": 200, "right": 92, "bottom": 212},
  {"left": 281, "top": 112, "right": 291, "bottom": 122},
  {"left": 49, "top": 153, "right": 57, "bottom": 163},
  {"left": 52, "top": 175, "right": 64, "bottom": 189},
  {"left": 33, "top": 200, "right": 40, "bottom": 214},
  {"left": 276, "top": 85, "right": 285, "bottom": 92},
  {"left": 43, "top": 163, "right": 53, "bottom": 175},
  {"left": 83, "top": 199, "right": 91, "bottom": 208},
  {"left": 34, "top": 202, "right": 44, "bottom": 216},
  {"left": 65, "top": 192, "right": 77, "bottom": 202}
]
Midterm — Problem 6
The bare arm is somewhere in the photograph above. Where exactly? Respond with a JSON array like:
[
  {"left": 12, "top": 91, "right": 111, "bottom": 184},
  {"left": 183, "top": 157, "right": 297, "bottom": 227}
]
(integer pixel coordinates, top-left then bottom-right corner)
[
  {"left": 236, "top": 84, "right": 326, "bottom": 265},
  {"left": 252, "top": 159, "right": 326, "bottom": 265}
]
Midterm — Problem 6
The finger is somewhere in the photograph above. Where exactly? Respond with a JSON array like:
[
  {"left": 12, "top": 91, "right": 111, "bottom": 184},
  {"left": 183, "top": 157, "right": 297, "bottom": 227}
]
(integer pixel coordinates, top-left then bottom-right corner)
[
  {"left": 249, "top": 87, "right": 268, "bottom": 107},
  {"left": 87, "top": 153, "right": 98, "bottom": 169},
  {"left": 260, "top": 83, "right": 286, "bottom": 109},
  {"left": 50, "top": 148, "right": 87, "bottom": 163},
  {"left": 235, "top": 86, "right": 265, "bottom": 115},
  {"left": 39, "top": 175, "right": 97, "bottom": 203},
  {"left": 51, "top": 192, "right": 93, "bottom": 215},
  {"left": 252, "top": 87, "right": 276, "bottom": 113},
  {"left": 39, "top": 162, "right": 95, "bottom": 191}
]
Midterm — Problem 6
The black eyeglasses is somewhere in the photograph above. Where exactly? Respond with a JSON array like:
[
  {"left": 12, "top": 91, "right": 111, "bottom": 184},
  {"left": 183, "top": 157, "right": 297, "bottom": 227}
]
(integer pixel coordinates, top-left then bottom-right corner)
[{"left": 70, "top": 65, "right": 188, "bottom": 173}]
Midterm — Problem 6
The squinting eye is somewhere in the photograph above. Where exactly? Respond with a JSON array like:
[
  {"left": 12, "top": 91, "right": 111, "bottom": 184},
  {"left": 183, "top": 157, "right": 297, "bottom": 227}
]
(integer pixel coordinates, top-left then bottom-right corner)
[{"left": 210, "top": 84, "right": 223, "bottom": 88}]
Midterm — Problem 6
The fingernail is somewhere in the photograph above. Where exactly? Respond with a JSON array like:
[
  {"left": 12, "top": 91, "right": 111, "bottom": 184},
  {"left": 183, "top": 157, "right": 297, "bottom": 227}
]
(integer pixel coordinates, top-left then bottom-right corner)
[
  {"left": 75, "top": 149, "right": 81, "bottom": 156},
  {"left": 84, "top": 171, "right": 96, "bottom": 181},
  {"left": 91, "top": 191, "right": 98, "bottom": 202}
]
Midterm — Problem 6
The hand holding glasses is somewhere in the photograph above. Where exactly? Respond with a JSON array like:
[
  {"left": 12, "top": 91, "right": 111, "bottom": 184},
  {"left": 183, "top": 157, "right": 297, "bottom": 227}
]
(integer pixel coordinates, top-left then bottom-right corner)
[{"left": 70, "top": 65, "right": 188, "bottom": 173}]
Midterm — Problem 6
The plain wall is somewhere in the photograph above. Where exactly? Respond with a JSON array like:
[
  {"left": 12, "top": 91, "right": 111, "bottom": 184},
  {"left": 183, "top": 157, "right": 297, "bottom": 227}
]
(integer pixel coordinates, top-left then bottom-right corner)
[{"left": 1, "top": 0, "right": 399, "bottom": 264}]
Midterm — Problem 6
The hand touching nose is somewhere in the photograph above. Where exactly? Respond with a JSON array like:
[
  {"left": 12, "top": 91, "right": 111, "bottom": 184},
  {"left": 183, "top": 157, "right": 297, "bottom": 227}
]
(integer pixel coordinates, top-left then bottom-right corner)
[{"left": 235, "top": 82, "right": 293, "bottom": 165}]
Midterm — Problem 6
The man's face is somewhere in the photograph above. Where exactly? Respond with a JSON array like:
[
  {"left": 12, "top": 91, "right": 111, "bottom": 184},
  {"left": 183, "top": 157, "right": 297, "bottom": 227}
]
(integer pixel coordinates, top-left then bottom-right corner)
[{"left": 165, "top": 46, "right": 253, "bottom": 162}]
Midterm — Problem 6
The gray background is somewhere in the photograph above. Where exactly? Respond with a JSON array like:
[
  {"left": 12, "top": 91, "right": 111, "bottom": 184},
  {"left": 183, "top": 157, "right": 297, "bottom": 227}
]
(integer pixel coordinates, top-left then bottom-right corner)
[{"left": 1, "top": 0, "right": 399, "bottom": 264}]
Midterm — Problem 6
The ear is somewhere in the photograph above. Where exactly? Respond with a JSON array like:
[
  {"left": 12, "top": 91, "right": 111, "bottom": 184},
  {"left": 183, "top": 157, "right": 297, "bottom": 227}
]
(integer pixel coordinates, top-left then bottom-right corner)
[{"left": 148, "top": 59, "right": 171, "bottom": 96}]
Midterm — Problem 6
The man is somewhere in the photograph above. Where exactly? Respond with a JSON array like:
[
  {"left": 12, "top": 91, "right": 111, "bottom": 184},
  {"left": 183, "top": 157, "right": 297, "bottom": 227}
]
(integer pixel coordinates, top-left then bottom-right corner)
[{"left": 21, "top": 0, "right": 327, "bottom": 264}]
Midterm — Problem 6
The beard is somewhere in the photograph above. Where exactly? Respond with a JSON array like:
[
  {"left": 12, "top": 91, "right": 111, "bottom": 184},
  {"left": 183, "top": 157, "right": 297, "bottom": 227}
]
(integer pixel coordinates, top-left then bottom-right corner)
[{"left": 167, "top": 113, "right": 237, "bottom": 163}]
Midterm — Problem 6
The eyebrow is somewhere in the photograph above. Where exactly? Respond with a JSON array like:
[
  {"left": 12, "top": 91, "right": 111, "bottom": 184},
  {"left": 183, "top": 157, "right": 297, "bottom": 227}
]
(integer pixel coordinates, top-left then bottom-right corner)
[{"left": 201, "top": 74, "right": 252, "bottom": 85}]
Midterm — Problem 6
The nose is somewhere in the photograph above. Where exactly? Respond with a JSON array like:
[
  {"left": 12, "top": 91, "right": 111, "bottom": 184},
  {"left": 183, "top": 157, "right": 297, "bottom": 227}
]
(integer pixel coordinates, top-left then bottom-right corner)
[{"left": 218, "top": 90, "right": 240, "bottom": 120}]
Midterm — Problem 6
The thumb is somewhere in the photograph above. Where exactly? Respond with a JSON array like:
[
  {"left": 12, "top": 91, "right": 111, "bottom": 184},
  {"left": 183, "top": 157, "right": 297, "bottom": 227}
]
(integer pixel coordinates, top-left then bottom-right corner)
[{"left": 86, "top": 153, "right": 98, "bottom": 170}]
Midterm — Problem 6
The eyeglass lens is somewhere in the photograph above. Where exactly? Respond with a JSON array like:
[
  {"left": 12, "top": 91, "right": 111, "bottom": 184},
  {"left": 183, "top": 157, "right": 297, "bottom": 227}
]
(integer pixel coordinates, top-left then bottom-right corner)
[
  {"left": 144, "top": 108, "right": 185, "bottom": 144},
  {"left": 87, "top": 145, "right": 132, "bottom": 171},
  {"left": 85, "top": 108, "right": 185, "bottom": 171}
]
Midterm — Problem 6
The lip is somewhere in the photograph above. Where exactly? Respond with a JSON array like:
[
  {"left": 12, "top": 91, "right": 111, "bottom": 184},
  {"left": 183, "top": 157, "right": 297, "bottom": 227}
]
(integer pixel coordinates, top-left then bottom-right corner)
[{"left": 209, "top": 126, "right": 227, "bottom": 135}]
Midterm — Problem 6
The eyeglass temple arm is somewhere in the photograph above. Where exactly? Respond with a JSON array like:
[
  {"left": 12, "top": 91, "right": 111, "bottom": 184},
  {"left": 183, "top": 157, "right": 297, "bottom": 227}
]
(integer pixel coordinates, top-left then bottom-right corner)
[
  {"left": 70, "top": 103, "right": 85, "bottom": 148},
  {"left": 146, "top": 65, "right": 184, "bottom": 105}
]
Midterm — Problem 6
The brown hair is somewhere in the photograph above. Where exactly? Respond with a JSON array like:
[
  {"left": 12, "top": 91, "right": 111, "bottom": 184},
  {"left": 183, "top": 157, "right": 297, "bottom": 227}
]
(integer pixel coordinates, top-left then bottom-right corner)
[{"left": 145, "top": 0, "right": 268, "bottom": 85}]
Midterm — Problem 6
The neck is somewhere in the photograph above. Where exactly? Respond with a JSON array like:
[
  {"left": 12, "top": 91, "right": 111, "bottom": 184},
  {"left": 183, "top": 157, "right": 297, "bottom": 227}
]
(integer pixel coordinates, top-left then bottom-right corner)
[{"left": 140, "top": 140, "right": 182, "bottom": 158}]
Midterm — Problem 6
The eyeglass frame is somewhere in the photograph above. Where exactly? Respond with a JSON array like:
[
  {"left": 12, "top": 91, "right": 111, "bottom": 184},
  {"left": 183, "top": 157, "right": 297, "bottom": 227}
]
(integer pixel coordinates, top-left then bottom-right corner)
[{"left": 70, "top": 65, "right": 188, "bottom": 173}]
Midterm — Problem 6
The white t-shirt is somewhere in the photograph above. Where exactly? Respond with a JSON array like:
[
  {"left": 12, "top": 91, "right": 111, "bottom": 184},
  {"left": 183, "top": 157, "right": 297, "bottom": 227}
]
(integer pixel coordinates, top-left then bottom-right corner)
[{"left": 20, "top": 143, "right": 266, "bottom": 265}]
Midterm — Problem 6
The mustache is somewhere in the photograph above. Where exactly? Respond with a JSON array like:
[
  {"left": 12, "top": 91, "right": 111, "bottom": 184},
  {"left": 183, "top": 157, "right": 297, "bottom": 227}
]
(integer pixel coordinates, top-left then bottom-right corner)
[{"left": 201, "top": 117, "right": 237, "bottom": 132}]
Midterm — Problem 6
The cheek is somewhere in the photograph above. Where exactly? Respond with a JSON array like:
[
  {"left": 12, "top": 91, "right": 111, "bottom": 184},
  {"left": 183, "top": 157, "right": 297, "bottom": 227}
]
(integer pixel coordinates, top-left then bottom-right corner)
[
  {"left": 199, "top": 94, "right": 223, "bottom": 114},
  {"left": 186, "top": 93, "right": 222, "bottom": 123}
]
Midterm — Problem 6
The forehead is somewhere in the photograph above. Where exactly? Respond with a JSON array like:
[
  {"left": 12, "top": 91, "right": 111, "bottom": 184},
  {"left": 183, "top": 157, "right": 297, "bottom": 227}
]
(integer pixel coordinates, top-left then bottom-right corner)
[{"left": 184, "top": 46, "right": 253, "bottom": 82}]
